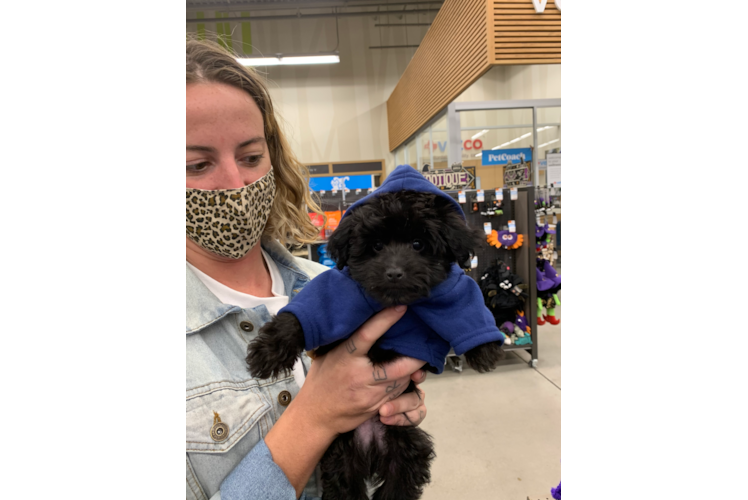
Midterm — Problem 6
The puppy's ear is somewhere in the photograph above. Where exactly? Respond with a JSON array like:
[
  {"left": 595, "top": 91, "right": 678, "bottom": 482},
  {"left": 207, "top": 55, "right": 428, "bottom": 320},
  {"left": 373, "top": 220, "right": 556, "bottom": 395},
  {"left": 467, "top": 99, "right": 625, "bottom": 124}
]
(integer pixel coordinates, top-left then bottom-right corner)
[
  {"left": 435, "top": 196, "right": 485, "bottom": 264},
  {"left": 326, "top": 210, "right": 356, "bottom": 269}
]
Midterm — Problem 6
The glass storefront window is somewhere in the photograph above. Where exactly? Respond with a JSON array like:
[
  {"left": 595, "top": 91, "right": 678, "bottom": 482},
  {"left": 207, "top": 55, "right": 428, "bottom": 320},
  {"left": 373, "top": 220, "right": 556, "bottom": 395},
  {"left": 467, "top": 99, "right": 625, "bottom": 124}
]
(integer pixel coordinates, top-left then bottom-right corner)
[
  {"left": 459, "top": 108, "right": 534, "bottom": 162},
  {"left": 537, "top": 106, "right": 561, "bottom": 158}
]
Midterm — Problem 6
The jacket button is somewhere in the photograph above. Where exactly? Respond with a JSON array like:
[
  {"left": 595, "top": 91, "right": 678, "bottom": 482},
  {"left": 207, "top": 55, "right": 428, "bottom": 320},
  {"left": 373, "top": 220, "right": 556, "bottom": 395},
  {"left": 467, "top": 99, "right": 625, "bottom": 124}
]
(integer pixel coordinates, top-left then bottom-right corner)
[
  {"left": 210, "top": 412, "right": 229, "bottom": 442},
  {"left": 278, "top": 390, "right": 292, "bottom": 406},
  {"left": 240, "top": 321, "right": 254, "bottom": 332}
]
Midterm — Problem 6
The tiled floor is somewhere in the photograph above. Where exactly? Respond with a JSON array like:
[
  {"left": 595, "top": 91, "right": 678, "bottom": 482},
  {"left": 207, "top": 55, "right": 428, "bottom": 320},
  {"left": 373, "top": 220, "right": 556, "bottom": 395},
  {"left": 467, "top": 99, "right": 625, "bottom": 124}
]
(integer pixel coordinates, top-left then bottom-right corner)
[{"left": 418, "top": 304, "right": 561, "bottom": 500}]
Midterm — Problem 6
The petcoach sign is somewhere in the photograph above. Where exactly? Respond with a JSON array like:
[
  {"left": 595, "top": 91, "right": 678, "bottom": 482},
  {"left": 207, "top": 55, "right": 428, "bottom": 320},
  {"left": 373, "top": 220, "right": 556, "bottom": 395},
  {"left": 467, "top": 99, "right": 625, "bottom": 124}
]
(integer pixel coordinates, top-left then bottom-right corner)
[{"left": 482, "top": 148, "right": 533, "bottom": 166}]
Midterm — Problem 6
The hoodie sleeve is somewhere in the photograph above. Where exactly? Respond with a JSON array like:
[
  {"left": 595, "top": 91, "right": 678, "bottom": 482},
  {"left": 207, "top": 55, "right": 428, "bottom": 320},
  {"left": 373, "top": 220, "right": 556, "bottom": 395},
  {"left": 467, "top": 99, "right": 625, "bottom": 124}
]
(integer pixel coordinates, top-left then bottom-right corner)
[
  {"left": 279, "top": 269, "right": 378, "bottom": 351},
  {"left": 413, "top": 273, "right": 504, "bottom": 355}
]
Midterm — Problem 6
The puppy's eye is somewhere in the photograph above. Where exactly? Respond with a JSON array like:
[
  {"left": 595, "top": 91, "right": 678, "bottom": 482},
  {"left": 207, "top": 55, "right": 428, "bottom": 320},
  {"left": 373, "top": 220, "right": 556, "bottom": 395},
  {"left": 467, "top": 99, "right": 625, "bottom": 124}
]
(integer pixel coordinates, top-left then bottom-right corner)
[
  {"left": 412, "top": 239, "right": 424, "bottom": 251},
  {"left": 373, "top": 241, "right": 384, "bottom": 252}
]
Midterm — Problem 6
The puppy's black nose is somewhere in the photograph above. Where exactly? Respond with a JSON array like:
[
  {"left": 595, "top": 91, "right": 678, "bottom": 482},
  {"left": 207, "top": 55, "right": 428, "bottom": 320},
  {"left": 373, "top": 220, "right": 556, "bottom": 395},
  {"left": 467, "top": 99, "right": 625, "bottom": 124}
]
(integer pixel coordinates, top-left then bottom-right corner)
[{"left": 386, "top": 267, "right": 404, "bottom": 282}]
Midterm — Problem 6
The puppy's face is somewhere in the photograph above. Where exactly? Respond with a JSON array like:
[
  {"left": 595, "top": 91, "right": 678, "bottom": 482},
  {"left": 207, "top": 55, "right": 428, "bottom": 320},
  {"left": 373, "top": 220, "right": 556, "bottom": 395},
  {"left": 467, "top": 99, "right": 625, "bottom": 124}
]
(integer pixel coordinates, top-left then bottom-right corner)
[{"left": 327, "top": 191, "right": 484, "bottom": 307}]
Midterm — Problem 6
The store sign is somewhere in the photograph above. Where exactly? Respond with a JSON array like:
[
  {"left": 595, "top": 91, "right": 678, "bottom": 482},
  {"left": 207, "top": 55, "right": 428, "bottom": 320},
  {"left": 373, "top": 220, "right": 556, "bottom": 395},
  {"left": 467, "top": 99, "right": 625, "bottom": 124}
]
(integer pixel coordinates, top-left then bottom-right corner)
[
  {"left": 422, "top": 166, "right": 476, "bottom": 191},
  {"left": 504, "top": 162, "right": 532, "bottom": 187},
  {"left": 309, "top": 174, "right": 374, "bottom": 192},
  {"left": 422, "top": 139, "right": 484, "bottom": 152},
  {"left": 482, "top": 148, "right": 533, "bottom": 166},
  {"left": 532, "top": 0, "right": 548, "bottom": 13}
]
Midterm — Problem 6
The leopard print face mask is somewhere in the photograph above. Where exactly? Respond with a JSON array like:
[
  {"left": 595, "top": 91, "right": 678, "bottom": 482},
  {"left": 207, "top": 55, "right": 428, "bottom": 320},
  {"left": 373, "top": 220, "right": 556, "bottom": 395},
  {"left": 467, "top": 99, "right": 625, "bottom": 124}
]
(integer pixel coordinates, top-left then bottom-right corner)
[{"left": 186, "top": 167, "right": 276, "bottom": 259}]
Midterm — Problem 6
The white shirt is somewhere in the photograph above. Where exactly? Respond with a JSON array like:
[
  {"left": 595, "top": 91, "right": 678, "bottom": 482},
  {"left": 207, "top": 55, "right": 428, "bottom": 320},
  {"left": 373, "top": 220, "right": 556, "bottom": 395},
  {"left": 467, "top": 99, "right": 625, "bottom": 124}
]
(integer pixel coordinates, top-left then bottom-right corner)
[{"left": 187, "top": 249, "right": 306, "bottom": 388}]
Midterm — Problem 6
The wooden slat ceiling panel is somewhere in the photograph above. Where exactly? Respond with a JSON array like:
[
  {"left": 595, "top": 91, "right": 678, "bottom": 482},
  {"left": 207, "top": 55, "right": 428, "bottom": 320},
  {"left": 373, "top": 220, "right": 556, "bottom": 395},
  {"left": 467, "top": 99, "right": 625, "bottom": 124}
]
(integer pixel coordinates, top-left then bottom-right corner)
[
  {"left": 386, "top": 0, "right": 561, "bottom": 152},
  {"left": 387, "top": 0, "right": 491, "bottom": 151},
  {"left": 492, "top": 0, "right": 560, "bottom": 62}
]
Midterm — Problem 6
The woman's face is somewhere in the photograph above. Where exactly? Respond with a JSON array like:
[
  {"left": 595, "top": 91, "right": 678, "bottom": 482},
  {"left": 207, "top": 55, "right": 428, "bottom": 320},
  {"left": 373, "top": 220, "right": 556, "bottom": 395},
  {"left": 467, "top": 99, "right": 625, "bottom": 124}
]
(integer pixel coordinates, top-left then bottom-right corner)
[{"left": 186, "top": 82, "right": 271, "bottom": 190}]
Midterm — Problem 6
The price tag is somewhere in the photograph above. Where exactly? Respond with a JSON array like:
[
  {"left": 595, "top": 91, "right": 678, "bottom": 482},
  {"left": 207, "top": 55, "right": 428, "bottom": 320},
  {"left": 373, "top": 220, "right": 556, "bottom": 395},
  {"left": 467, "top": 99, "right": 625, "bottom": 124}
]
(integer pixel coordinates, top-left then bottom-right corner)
[
  {"left": 476, "top": 189, "right": 484, "bottom": 202},
  {"left": 367, "top": 188, "right": 375, "bottom": 194},
  {"left": 470, "top": 256, "right": 478, "bottom": 269},
  {"left": 356, "top": 189, "right": 361, "bottom": 194},
  {"left": 483, "top": 222, "right": 492, "bottom": 235},
  {"left": 332, "top": 189, "right": 338, "bottom": 195},
  {"left": 553, "top": 214, "right": 557, "bottom": 224},
  {"left": 508, "top": 220, "right": 516, "bottom": 233},
  {"left": 510, "top": 188, "right": 518, "bottom": 200},
  {"left": 320, "top": 190, "right": 326, "bottom": 196},
  {"left": 495, "top": 189, "right": 503, "bottom": 200},
  {"left": 344, "top": 189, "right": 350, "bottom": 193},
  {"left": 458, "top": 191, "right": 466, "bottom": 203}
]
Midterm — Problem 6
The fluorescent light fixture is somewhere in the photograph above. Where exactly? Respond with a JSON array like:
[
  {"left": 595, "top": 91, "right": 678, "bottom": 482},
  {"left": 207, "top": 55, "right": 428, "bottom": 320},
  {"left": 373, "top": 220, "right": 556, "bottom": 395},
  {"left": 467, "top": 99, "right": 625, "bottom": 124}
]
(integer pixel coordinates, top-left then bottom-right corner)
[
  {"left": 491, "top": 132, "right": 532, "bottom": 150},
  {"left": 539, "top": 139, "right": 560, "bottom": 148},
  {"left": 471, "top": 129, "right": 489, "bottom": 140},
  {"left": 536, "top": 126, "right": 554, "bottom": 132},
  {"left": 237, "top": 53, "right": 340, "bottom": 66}
]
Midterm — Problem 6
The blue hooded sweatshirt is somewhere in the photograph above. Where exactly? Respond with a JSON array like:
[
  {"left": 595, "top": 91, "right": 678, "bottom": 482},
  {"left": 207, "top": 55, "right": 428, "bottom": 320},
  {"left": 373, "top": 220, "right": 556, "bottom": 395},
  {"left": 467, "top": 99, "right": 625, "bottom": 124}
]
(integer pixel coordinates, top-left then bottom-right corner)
[{"left": 280, "top": 165, "right": 504, "bottom": 374}]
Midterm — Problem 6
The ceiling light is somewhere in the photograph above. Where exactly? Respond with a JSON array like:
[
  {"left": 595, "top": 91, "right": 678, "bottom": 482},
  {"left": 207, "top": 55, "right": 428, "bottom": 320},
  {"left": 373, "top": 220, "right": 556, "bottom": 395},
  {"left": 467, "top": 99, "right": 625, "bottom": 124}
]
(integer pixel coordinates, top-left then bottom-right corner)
[
  {"left": 471, "top": 129, "right": 489, "bottom": 140},
  {"left": 491, "top": 132, "right": 533, "bottom": 150},
  {"left": 539, "top": 139, "right": 560, "bottom": 148},
  {"left": 237, "top": 53, "right": 340, "bottom": 66},
  {"left": 536, "top": 126, "right": 554, "bottom": 132}
]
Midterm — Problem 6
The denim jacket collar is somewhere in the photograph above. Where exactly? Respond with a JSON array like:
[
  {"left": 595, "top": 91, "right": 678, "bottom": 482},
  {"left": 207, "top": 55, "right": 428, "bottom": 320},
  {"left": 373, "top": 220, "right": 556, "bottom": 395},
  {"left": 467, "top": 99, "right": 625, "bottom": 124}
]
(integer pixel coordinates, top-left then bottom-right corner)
[{"left": 186, "top": 236, "right": 313, "bottom": 335}]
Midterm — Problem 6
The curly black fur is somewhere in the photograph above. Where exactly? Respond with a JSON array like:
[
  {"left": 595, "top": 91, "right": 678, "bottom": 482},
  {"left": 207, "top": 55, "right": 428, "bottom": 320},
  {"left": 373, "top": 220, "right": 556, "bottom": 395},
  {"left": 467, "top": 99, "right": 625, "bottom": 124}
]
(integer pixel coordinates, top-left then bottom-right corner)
[
  {"left": 463, "top": 341, "right": 506, "bottom": 373},
  {"left": 320, "top": 382, "right": 435, "bottom": 500},
  {"left": 327, "top": 191, "right": 485, "bottom": 307},
  {"left": 245, "top": 313, "right": 305, "bottom": 379},
  {"left": 246, "top": 190, "right": 504, "bottom": 499}
]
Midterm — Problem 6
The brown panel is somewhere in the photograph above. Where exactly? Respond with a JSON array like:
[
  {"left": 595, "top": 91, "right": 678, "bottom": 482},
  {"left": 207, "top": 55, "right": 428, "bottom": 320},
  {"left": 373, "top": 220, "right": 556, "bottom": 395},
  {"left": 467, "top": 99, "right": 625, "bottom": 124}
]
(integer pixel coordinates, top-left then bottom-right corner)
[
  {"left": 306, "top": 163, "right": 330, "bottom": 175},
  {"left": 386, "top": 0, "right": 561, "bottom": 152},
  {"left": 331, "top": 161, "right": 384, "bottom": 174},
  {"left": 387, "top": 0, "right": 491, "bottom": 151},
  {"left": 561, "top": 14, "right": 748, "bottom": 64},
  {"left": 491, "top": 0, "right": 561, "bottom": 61}
]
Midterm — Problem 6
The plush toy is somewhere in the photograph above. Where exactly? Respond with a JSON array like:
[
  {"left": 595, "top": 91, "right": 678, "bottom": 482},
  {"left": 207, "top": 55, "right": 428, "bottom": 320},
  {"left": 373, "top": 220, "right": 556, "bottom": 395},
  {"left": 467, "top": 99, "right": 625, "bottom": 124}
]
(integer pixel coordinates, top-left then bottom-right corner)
[
  {"left": 496, "top": 230, "right": 524, "bottom": 250},
  {"left": 486, "top": 230, "right": 501, "bottom": 249},
  {"left": 551, "top": 480, "right": 561, "bottom": 499},
  {"left": 536, "top": 260, "right": 561, "bottom": 325},
  {"left": 480, "top": 261, "right": 527, "bottom": 325}
]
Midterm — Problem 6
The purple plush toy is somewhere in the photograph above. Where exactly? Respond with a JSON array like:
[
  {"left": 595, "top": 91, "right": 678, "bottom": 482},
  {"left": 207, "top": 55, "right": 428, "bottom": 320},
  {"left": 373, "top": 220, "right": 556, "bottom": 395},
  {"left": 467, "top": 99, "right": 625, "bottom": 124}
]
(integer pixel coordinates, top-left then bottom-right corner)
[{"left": 551, "top": 480, "right": 561, "bottom": 499}]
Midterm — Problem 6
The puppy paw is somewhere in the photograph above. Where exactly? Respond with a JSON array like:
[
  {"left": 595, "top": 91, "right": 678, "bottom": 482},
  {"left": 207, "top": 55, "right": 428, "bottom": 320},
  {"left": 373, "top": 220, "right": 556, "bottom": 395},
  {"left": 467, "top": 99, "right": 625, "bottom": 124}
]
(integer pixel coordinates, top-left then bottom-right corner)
[
  {"left": 246, "top": 313, "right": 305, "bottom": 379},
  {"left": 464, "top": 341, "right": 506, "bottom": 373}
]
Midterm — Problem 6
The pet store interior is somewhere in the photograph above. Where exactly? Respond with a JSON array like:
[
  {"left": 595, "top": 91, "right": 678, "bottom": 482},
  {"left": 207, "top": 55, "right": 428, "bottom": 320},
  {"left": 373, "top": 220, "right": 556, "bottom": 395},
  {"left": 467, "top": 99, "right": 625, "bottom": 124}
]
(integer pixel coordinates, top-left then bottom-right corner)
[{"left": 187, "top": 0, "right": 561, "bottom": 498}]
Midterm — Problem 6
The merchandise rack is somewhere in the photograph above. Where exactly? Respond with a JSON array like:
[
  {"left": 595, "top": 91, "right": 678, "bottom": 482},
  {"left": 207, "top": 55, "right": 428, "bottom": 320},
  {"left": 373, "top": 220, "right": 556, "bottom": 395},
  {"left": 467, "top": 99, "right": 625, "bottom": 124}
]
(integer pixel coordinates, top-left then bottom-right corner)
[{"left": 443, "top": 186, "right": 538, "bottom": 368}]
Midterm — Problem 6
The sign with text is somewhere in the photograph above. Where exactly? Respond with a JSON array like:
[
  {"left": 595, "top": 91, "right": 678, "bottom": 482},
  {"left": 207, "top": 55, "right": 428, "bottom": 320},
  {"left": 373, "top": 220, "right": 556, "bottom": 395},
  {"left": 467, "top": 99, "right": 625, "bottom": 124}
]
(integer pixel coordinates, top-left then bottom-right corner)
[
  {"left": 423, "top": 166, "right": 476, "bottom": 191},
  {"left": 482, "top": 148, "right": 533, "bottom": 166},
  {"left": 309, "top": 174, "right": 374, "bottom": 192}
]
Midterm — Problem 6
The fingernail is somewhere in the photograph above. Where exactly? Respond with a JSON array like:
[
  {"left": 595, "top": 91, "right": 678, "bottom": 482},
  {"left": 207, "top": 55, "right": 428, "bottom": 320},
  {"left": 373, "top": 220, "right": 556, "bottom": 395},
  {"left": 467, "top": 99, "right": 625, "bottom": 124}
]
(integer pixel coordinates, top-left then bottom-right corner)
[
  {"left": 394, "top": 305, "right": 406, "bottom": 313},
  {"left": 381, "top": 404, "right": 392, "bottom": 416}
]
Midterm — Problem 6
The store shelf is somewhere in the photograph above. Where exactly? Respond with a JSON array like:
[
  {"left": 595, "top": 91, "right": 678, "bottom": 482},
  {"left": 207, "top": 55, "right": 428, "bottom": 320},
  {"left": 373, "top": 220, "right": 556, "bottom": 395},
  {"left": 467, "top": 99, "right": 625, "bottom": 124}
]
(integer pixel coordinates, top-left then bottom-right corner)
[{"left": 503, "top": 343, "right": 533, "bottom": 351}]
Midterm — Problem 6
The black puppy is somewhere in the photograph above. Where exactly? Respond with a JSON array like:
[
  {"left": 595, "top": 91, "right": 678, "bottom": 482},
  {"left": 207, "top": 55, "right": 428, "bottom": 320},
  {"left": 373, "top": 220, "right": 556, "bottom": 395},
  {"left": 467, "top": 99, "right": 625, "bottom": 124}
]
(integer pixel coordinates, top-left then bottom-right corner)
[{"left": 246, "top": 191, "right": 505, "bottom": 500}]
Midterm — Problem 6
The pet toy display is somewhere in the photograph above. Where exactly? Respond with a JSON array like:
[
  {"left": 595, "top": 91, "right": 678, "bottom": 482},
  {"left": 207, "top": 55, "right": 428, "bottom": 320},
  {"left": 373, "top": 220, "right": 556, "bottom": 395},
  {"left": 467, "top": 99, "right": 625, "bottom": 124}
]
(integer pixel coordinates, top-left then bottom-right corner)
[
  {"left": 247, "top": 165, "right": 506, "bottom": 500},
  {"left": 479, "top": 261, "right": 532, "bottom": 346},
  {"left": 536, "top": 259, "right": 561, "bottom": 326},
  {"left": 487, "top": 230, "right": 524, "bottom": 250},
  {"left": 316, "top": 244, "right": 337, "bottom": 269}
]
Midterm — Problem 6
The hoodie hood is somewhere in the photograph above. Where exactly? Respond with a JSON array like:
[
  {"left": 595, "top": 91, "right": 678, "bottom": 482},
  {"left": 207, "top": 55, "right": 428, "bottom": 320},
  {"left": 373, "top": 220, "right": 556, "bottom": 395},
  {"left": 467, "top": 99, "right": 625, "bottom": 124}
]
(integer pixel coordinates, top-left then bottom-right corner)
[{"left": 343, "top": 164, "right": 465, "bottom": 219}]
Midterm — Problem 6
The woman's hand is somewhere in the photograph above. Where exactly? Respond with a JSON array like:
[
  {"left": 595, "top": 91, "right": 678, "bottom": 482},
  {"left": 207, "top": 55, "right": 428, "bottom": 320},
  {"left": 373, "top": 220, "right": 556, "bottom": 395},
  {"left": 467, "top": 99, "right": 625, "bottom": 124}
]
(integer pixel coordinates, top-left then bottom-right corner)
[
  {"left": 294, "top": 305, "right": 427, "bottom": 436},
  {"left": 379, "top": 369, "right": 428, "bottom": 427}
]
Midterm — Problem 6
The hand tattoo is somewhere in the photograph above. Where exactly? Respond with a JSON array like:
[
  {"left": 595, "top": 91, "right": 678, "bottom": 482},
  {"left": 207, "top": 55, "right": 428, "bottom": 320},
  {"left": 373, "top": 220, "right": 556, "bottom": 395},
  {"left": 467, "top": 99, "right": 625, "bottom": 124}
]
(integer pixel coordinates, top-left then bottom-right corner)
[
  {"left": 385, "top": 380, "right": 401, "bottom": 393},
  {"left": 372, "top": 366, "right": 388, "bottom": 381},
  {"left": 344, "top": 338, "right": 357, "bottom": 354}
]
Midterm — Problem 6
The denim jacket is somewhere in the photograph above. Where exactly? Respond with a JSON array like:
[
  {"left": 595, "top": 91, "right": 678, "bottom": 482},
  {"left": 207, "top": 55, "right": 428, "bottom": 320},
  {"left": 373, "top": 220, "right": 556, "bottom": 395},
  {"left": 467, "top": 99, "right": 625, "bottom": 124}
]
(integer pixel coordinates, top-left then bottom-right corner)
[{"left": 186, "top": 237, "right": 329, "bottom": 500}]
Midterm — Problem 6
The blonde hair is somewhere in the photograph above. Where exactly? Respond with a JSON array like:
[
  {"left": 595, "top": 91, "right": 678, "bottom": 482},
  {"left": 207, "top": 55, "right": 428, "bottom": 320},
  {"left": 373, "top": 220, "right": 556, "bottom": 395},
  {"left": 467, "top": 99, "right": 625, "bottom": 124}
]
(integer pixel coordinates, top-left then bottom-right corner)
[{"left": 186, "top": 37, "right": 322, "bottom": 246}]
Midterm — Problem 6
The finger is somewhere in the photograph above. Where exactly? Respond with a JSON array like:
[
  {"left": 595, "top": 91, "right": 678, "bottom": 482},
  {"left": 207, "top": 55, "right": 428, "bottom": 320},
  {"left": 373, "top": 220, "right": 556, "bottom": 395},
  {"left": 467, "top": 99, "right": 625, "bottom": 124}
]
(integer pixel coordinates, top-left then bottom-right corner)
[
  {"left": 410, "top": 369, "right": 428, "bottom": 384},
  {"left": 373, "top": 355, "right": 427, "bottom": 384},
  {"left": 381, "top": 407, "right": 426, "bottom": 427},
  {"left": 380, "top": 389, "right": 425, "bottom": 418},
  {"left": 347, "top": 306, "right": 407, "bottom": 356}
]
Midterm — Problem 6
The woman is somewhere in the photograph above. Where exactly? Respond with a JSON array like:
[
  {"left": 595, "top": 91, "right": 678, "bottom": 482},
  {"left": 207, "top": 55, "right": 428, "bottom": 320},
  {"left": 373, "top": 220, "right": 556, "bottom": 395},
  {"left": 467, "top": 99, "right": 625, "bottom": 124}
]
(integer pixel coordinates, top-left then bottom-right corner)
[{"left": 186, "top": 39, "right": 429, "bottom": 500}]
